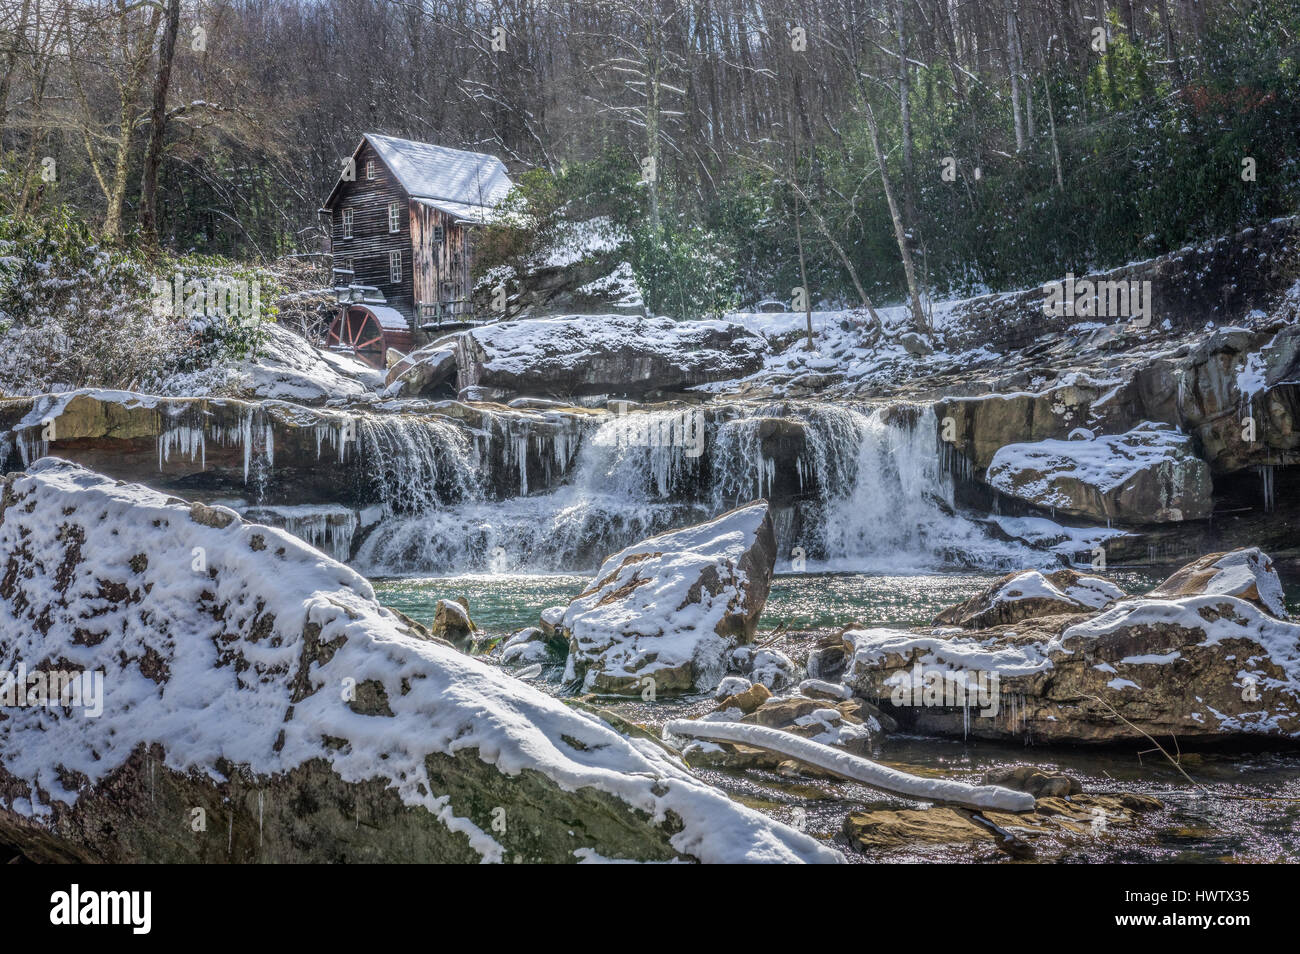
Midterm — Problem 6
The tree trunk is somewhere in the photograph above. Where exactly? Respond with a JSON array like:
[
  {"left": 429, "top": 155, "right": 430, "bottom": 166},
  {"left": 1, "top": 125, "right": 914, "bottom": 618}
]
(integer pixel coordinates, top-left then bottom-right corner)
[
  {"left": 895, "top": 0, "right": 913, "bottom": 177},
  {"left": 138, "top": 0, "right": 182, "bottom": 244},
  {"left": 793, "top": 193, "right": 813, "bottom": 350},
  {"left": 0, "top": 0, "right": 33, "bottom": 136},
  {"left": 1006, "top": 2, "right": 1024, "bottom": 152},
  {"left": 1044, "top": 73, "right": 1064, "bottom": 191},
  {"left": 862, "top": 99, "right": 928, "bottom": 335}
]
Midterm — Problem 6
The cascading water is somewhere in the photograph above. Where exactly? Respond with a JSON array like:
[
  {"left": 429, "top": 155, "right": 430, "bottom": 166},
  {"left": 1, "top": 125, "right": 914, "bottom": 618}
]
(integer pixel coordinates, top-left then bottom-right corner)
[
  {"left": 792, "top": 405, "right": 1032, "bottom": 572},
  {"left": 353, "top": 407, "right": 708, "bottom": 575},
  {"left": 353, "top": 401, "right": 1034, "bottom": 577},
  {"left": 357, "top": 415, "right": 482, "bottom": 512}
]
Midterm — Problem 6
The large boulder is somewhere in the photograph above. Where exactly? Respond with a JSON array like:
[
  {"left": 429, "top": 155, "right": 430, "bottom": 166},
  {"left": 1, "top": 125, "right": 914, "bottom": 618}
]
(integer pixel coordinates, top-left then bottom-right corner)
[
  {"left": 561, "top": 501, "right": 777, "bottom": 694},
  {"left": 384, "top": 340, "right": 459, "bottom": 398},
  {"left": 0, "top": 461, "right": 835, "bottom": 863},
  {"left": 454, "top": 314, "right": 770, "bottom": 398},
  {"left": 844, "top": 550, "right": 1300, "bottom": 744},
  {"left": 183, "top": 322, "right": 384, "bottom": 405},
  {"left": 1147, "top": 547, "right": 1289, "bottom": 618},
  {"left": 934, "top": 567, "right": 1124, "bottom": 629},
  {"left": 984, "top": 422, "right": 1213, "bottom": 523}
]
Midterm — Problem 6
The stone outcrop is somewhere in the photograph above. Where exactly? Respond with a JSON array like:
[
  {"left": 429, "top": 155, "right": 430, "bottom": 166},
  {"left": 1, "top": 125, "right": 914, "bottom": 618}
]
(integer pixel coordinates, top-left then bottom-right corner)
[
  {"left": 1147, "top": 547, "right": 1289, "bottom": 618},
  {"left": 984, "top": 422, "right": 1213, "bottom": 522},
  {"left": 0, "top": 461, "right": 835, "bottom": 863},
  {"left": 844, "top": 549, "right": 1300, "bottom": 744},
  {"left": 454, "top": 314, "right": 770, "bottom": 398},
  {"left": 0, "top": 390, "right": 597, "bottom": 513},
  {"left": 560, "top": 501, "right": 777, "bottom": 694},
  {"left": 934, "top": 568, "right": 1124, "bottom": 629}
]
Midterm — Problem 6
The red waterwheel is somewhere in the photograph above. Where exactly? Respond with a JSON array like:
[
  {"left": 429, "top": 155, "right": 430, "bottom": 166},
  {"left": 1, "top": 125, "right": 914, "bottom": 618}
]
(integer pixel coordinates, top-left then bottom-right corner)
[{"left": 327, "top": 307, "right": 386, "bottom": 368}]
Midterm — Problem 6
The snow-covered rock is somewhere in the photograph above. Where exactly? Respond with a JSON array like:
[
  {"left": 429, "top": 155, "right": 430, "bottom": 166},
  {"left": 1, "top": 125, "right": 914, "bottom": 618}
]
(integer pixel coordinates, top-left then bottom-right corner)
[
  {"left": 934, "top": 567, "right": 1125, "bottom": 629},
  {"left": 384, "top": 340, "right": 459, "bottom": 398},
  {"left": 1147, "top": 547, "right": 1289, "bottom": 619},
  {"left": 0, "top": 460, "right": 835, "bottom": 863},
  {"left": 432, "top": 597, "right": 475, "bottom": 649},
  {"left": 985, "top": 422, "right": 1213, "bottom": 523},
  {"left": 162, "top": 323, "right": 384, "bottom": 404},
  {"left": 844, "top": 549, "right": 1300, "bottom": 743},
  {"left": 561, "top": 502, "right": 777, "bottom": 694},
  {"left": 455, "top": 314, "right": 769, "bottom": 398},
  {"left": 731, "top": 646, "right": 798, "bottom": 691}
]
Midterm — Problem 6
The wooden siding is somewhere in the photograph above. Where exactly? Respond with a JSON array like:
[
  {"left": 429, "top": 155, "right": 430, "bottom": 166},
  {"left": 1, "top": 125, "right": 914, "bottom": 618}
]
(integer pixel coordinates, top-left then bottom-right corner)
[
  {"left": 410, "top": 202, "right": 473, "bottom": 320},
  {"left": 325, "top": 141, "right": 414, "bottom": 322}
]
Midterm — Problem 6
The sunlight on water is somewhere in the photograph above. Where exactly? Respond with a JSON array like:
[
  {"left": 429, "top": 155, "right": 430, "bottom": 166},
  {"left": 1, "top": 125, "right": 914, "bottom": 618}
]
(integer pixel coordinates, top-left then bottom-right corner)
[{"left": 373, "top": 569, "right": 1171, "bottom": 635}]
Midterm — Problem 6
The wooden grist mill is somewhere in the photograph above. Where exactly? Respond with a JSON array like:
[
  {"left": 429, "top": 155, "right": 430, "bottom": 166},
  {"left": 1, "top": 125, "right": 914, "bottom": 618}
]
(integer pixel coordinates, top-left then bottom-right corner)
[{"left": 319, "top": 133, "right": 514, "bottom": 368}]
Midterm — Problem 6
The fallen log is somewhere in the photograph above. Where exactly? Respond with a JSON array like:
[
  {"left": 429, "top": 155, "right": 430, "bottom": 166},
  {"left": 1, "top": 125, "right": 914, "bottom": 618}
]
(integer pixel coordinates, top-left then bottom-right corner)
[{"left": 666, "top": 719, "right": 1036, "bottom": 812}]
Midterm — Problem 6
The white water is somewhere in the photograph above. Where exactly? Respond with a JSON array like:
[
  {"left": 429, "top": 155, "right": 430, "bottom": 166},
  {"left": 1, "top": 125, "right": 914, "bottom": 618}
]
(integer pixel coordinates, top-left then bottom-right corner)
[{"left": 354, "top": 402, "right": 1035, "bottom": 576}]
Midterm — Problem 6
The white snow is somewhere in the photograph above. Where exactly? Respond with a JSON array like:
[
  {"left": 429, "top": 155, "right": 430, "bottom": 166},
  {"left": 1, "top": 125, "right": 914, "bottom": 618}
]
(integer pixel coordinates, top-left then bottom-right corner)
[
  {"left": 990, "top": 515, "right": 1131, "bottom": 555},
  {"left": 846, "top": 628, "right": 1060, "bottom": 679},
  {"left": 465, "top": 313, "right": 768, "bottom": 381},
  {"left": 1198, "top": 548, "right": 1288, "bottom": 619}
]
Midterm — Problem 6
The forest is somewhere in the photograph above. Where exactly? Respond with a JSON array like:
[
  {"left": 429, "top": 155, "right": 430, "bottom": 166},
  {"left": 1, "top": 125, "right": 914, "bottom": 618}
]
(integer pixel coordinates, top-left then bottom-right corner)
[{"left": 2, "top": 0, "right": 1297, "bottom": 319}]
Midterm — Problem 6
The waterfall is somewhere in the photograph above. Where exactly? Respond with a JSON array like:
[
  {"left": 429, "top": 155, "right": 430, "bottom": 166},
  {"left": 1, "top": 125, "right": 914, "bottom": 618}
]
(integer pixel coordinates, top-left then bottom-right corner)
[
  {"left": 794, "top": 405, "right": 1029, "bottom": 572},
  {"left": 357, "top": 415, "right": 482, "bottom": 512},
  {"left": 353, "top": 407, "right": 707, "bottom": 575},
  {"left": 241, "top": 505, "right": 360, "bottom": 563},
  {"left": 353, "top": 401, "right": 1033, "bottom": 577}
]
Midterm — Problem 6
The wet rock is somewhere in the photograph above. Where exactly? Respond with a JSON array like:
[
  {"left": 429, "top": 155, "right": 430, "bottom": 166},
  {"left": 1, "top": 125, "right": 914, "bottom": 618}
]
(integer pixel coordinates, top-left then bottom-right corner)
[
  {"left": 806, "top": 633, "right": 852, "bottom": 683},
  {"left": 538, "top": 605, "right": 567, "bottom": 638},
  {"left": 797, "top": 678, "right": 852, "bottom": 702},
  {"left": 984, "top": 422, "right": 1213, "bottom": 523},
  {"left": 982, "top": 765, "right": 1083, "bottom": 798},
  {"left": 843, "top": 791, "right": 1161, "bottom": 855},
  {"left": 714, "top": 682, "right": 771, "bottom": 715},
  {"left": 934, "top": 567, "right": 1124, "bottom": 629},
  {"left": 560, "top": 501, "right": 777, "bottom": 695},
  {"left": 432, "top": 597, "right": 476, "bottom": 650}
]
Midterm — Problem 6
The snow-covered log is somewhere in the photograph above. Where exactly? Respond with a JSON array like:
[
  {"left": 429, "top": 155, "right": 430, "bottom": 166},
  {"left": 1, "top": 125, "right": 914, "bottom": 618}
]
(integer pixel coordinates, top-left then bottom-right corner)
[{"left": 665, "top": 719, "right": 1036, "bottom": 812}]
